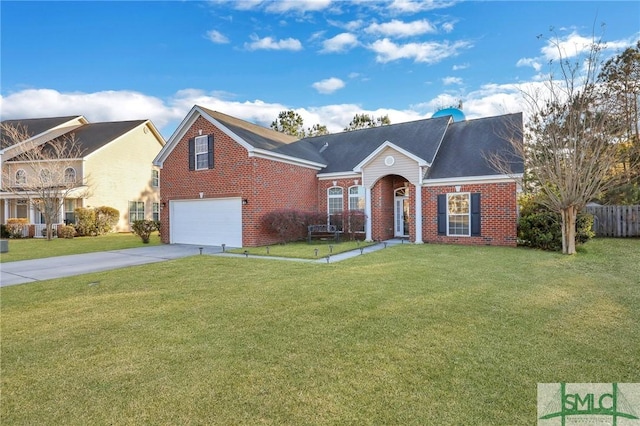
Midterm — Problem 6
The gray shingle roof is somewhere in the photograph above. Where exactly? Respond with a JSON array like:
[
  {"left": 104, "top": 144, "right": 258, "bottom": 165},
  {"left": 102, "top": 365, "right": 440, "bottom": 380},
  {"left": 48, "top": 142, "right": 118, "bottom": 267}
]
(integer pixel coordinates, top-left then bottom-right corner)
[
  {"left": 197, "top": 109, "right": 523, "bottom": 179},
  {"left": 427, "top": 113, "right": 524, "bottom": 179},
  {"left": 288, "top": 116, "right": 452, "bottom": 173},
  {"left": 199, "top": 107, "right": 298, "bottom": 151},
  {"left": 1, "top": 116, "right": 82, "bottom": 149},
  {"left": 7, "top": 120, "right": 147, "bottom": 160}
]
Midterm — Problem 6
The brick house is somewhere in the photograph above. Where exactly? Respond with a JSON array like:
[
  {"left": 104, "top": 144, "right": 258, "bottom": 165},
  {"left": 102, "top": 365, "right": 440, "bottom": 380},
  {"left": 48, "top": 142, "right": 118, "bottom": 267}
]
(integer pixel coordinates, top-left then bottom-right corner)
[{"left": 153, "top": 105, "right": 523, "bottom": 248}]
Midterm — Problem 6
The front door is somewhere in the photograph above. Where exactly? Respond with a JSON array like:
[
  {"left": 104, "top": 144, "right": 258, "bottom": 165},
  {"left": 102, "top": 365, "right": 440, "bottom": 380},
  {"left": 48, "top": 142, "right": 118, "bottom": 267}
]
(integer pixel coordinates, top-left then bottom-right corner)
[{"left": 394, "top": 188, "right": 409, "bottom": 237}]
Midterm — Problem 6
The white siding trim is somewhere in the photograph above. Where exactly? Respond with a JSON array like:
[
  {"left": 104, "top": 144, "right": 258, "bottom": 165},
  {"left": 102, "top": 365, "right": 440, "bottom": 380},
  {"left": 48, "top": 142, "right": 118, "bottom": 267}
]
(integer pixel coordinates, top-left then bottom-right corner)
[
  {"left": 422, "top": 174, "right": 523, "bottom": 186},
  {"left": 354, "top": 141, "right": 429, "bottom": 172}
]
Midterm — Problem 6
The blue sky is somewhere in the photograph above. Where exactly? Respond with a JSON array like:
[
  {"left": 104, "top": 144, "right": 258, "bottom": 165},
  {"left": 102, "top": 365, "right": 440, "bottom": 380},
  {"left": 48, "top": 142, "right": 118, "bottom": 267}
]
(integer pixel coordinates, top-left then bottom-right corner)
[{"left": 1, "top": 1, "right": 639, "bottom": 138}]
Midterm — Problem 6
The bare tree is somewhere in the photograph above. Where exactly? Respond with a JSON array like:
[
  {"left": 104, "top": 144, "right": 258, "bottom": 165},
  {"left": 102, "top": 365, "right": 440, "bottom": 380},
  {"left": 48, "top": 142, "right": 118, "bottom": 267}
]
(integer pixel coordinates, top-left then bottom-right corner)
[
  {"left": 1, "top": 123, "right": 89, "bottom": 240},
  {"left": 490, "top": 30, "right": 626, "bottom": 254}
]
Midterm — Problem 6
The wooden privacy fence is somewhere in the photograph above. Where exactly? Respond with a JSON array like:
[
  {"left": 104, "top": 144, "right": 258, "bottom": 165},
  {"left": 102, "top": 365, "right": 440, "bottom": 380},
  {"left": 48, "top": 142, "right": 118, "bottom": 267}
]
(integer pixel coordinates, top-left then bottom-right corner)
[{"left": 586, "top": 205, "right": 640, "bottom": 237}]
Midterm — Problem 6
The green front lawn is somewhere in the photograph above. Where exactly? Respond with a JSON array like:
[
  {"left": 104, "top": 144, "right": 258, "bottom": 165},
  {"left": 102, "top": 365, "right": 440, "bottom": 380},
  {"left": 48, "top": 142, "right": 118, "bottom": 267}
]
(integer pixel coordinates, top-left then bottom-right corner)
[
  {"left": 0, "top": 232, "right": 161, "bottom": 262},
  {"left": 1, "top": 239, "right": 638, "bottom": 424},
  {"left": 228, "top": 240, "right": 377, "bottom": 259}
]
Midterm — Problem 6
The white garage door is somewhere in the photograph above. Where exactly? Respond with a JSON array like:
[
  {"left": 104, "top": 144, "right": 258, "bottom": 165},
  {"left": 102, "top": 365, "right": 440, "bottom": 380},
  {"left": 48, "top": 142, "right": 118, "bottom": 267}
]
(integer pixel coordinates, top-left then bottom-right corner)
[{"left": 170, "top": 198, "right": 242, "bottom": 247}]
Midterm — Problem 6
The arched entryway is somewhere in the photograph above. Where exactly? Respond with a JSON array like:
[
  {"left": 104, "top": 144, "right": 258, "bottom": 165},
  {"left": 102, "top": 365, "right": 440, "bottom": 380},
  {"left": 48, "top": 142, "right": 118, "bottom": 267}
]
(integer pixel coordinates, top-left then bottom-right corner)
[{"left": 367, "top": 174, "right": 418, "bottom": 242}]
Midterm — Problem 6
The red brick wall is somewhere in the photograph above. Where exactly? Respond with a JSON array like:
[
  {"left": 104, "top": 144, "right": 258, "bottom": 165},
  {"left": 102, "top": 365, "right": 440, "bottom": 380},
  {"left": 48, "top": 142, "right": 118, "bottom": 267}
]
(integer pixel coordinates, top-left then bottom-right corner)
[
  {"left": 159, "top": 115, "right": 518, "bottom": 247},
  {"left": 159, "top": 116, "right": 318, "bottom": 247},
  {"left": 421, "top": 182, "right": 518, "bottom": 247}
]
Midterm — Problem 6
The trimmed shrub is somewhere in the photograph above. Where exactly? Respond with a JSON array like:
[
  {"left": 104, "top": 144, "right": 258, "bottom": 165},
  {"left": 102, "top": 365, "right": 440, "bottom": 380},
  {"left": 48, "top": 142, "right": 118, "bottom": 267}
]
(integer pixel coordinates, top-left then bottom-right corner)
[
  {"left": 517, "top": 195, "right": 595, "bottom": 251},
  {"left": 59, "top": 225, "right": 76, "bottom": 239},
  {"left": 74, "top": 207, "right": 97, "bottom": 236},
  {"left": 1, "top": 224, "right": 10, "bottom": 239},
  {"left": 262, "top": 210, "right": 326, "bottom": 243},
  {"left": 131, "top": 220, "right": 158, "bottom": 244},
  {"left": 74, "top": 206, "right": 120, "bottom": 236},
  {"left": 6, "top": 218, "right": 28, "bottom": 239},
  {"left": 94, "top": 206, "right": 119, "bottom": 235}
]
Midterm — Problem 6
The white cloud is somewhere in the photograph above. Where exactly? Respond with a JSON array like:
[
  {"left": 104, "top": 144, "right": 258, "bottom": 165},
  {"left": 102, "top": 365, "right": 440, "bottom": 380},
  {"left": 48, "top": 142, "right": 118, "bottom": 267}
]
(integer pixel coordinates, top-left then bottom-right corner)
[
  {"left": 244, "top": 35, "right": 303, "bottom": 51},
  {"left": 442, "top": 76, "right": 462, "bottom": 85},
  {"left": 441, "top": 22, "right": 455, "bottom": 33},
  {"left": 0, "top": 89, "right": 178, "bottom": 132},
  {"left": 312, "top": 77, "right": 346, "bottom": 94},
  {"left": 452, "top": 63, "right": 469, "bottom": 71},
  {"left": 320, "top": 33, "right": 359, "bottom": 53},
  {"left": 388, "top": 0, "right": 457, "bottom": 13},
  {"left": 205, "top": 30, "right": 229, "bottom": 44},
  {"left": 369, "top": 38, "right": 472, "bottom": 64},
  {"left": 365, "top": 19, "right": 437, "bottom": 38},
  {"left": 264, "top": 0, "right": 333, "bottom": 13},
  {"left": 516, "top": 57, "right": 542, "bottom": 72},
  {"left": 540, "top": 31, "right": 597, "bottom": 61},
  {"left": 0, "top": 83, "right": 529, "bottom": 141}
]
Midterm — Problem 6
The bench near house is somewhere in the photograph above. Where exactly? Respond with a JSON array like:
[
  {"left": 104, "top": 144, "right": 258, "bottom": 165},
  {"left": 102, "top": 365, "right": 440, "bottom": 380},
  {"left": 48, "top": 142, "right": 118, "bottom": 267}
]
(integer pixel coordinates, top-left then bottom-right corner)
[{"left": 153, "top": 105, "right": 524, "bottom": 248}]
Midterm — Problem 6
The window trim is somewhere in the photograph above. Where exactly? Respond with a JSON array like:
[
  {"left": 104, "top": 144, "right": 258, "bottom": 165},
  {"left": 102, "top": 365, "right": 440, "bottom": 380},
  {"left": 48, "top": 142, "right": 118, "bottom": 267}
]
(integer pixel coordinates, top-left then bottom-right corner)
[
  {"left": 64, "top": 167, "right": 76, "bottom": 184},
  {"left": 188, "top": 134, "right": 214, "bottom": 171},
  {"left": 348, "top": 185, "right": 365, "bottom": 211},
  {"left": 327, "top": 186, "right": 344, "bottom": 230},
  {"left": 151, "top": 169, "right": 159, "bottom": 187},
  {"left": 437, "top": 192, "right": 481, "bottom": 237},
  {"left": 128, "top": 201, "right": 145, "bottom": 223},
  {"left": 152, "top": 202, "right": 160, "bottom": 222},
  {"left": 447, "top": 192, "right": 471, "bottom": 237}
]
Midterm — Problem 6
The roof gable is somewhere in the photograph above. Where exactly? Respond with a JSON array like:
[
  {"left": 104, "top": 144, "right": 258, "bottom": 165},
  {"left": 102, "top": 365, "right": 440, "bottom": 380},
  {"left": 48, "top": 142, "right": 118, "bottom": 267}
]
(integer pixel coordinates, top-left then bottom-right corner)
[
  {"left": 427, "top": 112, "right": 524, "bottom": 179},
  {"left": 1, "top": 115, "right": 86, "bottom": 150},
  {"left": 297, "top": 115, "right": 451, "bottom": 174},
  {"left": 7, "top": 120, "right": 154, "bottom": 161},
  {"left": 155, "top": 105, "right": 325, "bottom": 169},
  {"left": 155, "top": 105, "right": 523, "bottom": 179}
]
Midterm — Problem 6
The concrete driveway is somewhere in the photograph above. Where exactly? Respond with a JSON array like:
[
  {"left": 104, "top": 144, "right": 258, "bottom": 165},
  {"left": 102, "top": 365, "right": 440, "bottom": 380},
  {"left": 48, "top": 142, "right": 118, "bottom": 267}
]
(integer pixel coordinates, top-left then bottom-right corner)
[{"left": 0, "top": 244, "right": 222, "bottom": 287}]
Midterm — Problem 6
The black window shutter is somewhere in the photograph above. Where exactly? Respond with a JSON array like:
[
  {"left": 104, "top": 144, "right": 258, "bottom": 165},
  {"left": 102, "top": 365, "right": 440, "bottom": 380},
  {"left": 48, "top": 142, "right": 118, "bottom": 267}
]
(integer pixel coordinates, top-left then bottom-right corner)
[
  {"left": 188, "top": 137, "right": 195, "bottom": 171},
  {"left": 207, "top": 134, "right": 214, "bottom": 169},
  {"left": 437, "top": 194, "right": 446, "bottom": 235},
  {"left": 471, "top": 193, "right": 481, "bottom": 236}
]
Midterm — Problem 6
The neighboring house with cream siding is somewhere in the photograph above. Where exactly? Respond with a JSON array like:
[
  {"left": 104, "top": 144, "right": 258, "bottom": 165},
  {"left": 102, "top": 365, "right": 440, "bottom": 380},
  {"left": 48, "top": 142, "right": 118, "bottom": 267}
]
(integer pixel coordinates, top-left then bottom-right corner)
[
  {"left": 1, "top": 117, "right": 165, "bottom": 235},
  {"left": 154, "top": 105, "right": 524, "bottom": 248}
]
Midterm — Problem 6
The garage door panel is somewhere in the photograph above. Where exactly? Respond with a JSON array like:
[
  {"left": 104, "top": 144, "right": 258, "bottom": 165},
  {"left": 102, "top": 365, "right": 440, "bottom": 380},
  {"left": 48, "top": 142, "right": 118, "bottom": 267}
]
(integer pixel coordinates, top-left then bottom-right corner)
[{"left": 170, "top": 198, "right": 242, "bottom": 247}]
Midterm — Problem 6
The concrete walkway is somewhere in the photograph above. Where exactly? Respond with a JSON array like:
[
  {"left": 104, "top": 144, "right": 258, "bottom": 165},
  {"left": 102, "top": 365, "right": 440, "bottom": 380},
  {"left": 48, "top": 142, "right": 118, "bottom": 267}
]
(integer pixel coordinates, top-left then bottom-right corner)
[{"left": 0, "top": 239, "right": 408, "bottom": 287}]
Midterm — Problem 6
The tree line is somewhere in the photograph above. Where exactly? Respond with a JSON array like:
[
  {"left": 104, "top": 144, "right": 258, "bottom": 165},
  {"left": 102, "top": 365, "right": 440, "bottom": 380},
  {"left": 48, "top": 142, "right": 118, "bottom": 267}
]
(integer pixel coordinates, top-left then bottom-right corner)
[{"left": 270, "top": 111, "right": 391, "bottom": 138}]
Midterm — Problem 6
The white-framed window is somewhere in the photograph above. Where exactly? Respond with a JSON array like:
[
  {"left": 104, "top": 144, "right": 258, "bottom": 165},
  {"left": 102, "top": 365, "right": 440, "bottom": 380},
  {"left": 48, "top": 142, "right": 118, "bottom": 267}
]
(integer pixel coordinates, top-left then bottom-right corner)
[
  {"left": 447, "top": 193, "right": 470, "bottom": 236},
  {"left": 152, "top": 202, "right": 160, "bottom": 221},
  {"left": 348, "top": 185, "right": 365, "bottom": 211},
  {"left": 16, "top": 199, "right": 28, "bottom": 219},
  {"left": 152, "top": 169, "right": 159, "bottom": 187},
  {"left": 15, "top": 169, "right": 26, "bottom": 186},
  {"left": 129, "top": 201, "right": 145, "bottom": 223},
  {"left": 348, "top": 185, "right": 365, "bottom": 233},
  {"left": 64, "top": 167, "right": 76, "bottom": 184},
  {"left": 195, "top": 135, "right": 209, "bottom": 170},
  {"left": 64, "top": 199, "right": 76, "bottom": 224},
  {"left": 327, "top": 186, "right": 344, "bottom": 230}
]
